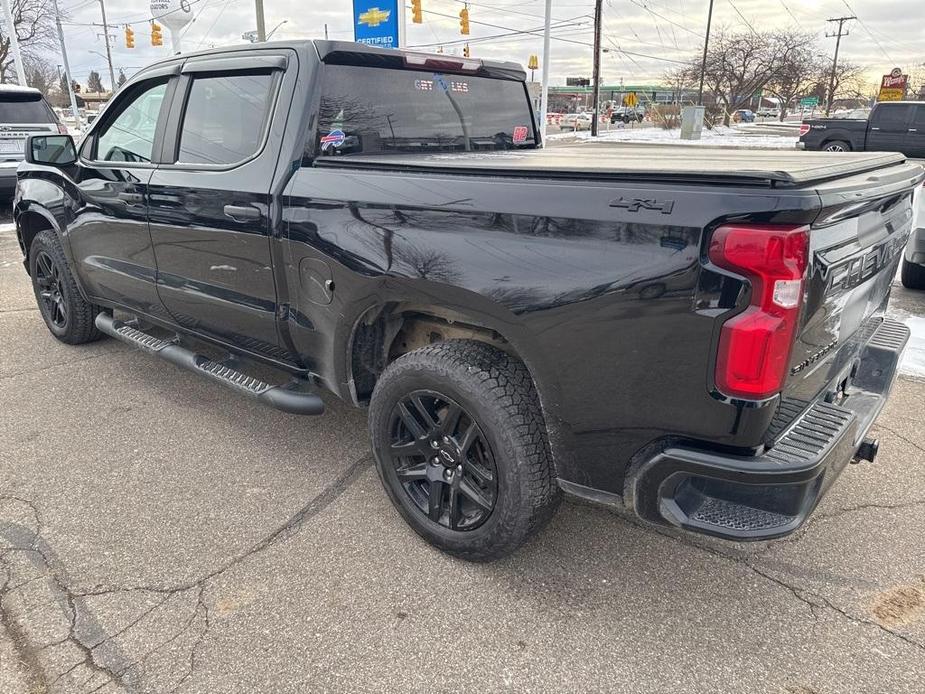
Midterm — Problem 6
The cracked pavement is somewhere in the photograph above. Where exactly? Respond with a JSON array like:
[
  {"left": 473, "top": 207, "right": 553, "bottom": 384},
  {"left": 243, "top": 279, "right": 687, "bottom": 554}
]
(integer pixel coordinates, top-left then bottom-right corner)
[{"left": 2, "top": 216, "right": 925, "bottom": 693}]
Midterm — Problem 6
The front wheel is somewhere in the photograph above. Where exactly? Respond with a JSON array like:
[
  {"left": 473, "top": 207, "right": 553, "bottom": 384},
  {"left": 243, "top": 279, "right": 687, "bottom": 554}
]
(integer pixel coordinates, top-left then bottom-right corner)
[
  {"left": 29, "top": 230, "right": 103, "bottom": 344},
  {"left": 368, "top": 340, "right": 560, "bottom": 561},
  {"left": 823, "top": 140, "right": 850, "bottom": 152}
]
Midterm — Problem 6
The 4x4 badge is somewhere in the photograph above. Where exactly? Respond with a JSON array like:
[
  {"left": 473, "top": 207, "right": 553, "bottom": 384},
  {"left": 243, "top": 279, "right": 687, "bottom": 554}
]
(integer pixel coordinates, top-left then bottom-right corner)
[{"left": 609, "top": 196, "right": 675, "bottom": 214}]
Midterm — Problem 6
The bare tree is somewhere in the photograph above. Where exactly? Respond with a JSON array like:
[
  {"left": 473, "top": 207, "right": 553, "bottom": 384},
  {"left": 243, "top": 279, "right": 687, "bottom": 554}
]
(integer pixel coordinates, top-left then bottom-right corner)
[
  {"left": 23, "top": 55, "right": 56, "bottom": 97},
  {"left": 764, "top": 33, "right": 824, "bottom": 120},
  {"left": 823, "top": 61, "right": 870, "bottom": 107},
  {"left": 0, "top": 0, "right": 57, "bottom": 84}
]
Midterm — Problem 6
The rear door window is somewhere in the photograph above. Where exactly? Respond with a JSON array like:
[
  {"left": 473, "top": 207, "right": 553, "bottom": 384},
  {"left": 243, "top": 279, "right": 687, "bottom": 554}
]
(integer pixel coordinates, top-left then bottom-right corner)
[
  {"left": 870, "top": 104, "right": 913, "bottom": 131},
  {"left": 0, "top": 94, "right": 56, "bottom": 123},
  {"left": 315, "top": 65, "right": 536, "bottom": 156},
  {"left": 176, "top": 71, "right": 276, "bottom": 165}
]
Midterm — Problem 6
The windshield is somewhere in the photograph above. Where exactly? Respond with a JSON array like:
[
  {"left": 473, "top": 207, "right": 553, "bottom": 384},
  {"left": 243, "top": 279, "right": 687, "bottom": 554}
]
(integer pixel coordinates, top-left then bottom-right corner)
[
  {"left": 0, "top": 94, "right": 56, "bottom": 123},
  {"left": 315, "top": 65, "right": 536, "bottom": 156}
]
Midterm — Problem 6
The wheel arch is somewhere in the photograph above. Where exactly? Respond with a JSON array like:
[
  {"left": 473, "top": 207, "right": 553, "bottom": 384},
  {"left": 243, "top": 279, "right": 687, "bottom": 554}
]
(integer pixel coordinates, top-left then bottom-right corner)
[{"left": 14, "top": 206, "right": 60, "bottom": 272}]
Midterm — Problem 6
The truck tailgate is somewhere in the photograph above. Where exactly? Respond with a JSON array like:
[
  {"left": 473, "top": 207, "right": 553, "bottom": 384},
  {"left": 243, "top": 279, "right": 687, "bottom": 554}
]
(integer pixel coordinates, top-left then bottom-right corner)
[{"left": 777, "top": 161, "right": 923, "bottom": 427}]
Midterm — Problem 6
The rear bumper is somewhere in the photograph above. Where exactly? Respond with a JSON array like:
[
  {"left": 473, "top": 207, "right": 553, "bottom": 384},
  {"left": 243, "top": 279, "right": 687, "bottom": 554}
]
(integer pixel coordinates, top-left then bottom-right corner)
[{"left": 623, "top": 317, "right": 910, "bottom": 541}]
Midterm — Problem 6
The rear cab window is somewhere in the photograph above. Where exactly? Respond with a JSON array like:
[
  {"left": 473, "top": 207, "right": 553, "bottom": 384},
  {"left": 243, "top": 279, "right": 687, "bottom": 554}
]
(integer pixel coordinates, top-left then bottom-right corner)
[{"left": 314, "top": 64, "right": 536, "bottom": 157}]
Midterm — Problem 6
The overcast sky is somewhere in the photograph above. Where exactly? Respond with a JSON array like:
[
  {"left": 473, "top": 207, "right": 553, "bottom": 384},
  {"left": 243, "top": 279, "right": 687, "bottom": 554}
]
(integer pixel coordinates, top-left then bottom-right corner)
[{"left": 58, "top": 0, "right": 923, "bottom": 89}]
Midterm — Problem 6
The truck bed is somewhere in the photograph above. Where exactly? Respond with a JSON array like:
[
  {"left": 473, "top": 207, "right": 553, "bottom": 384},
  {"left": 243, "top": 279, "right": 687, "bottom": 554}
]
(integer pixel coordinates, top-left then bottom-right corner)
[{"left": 314, "top": 144, "right": 906, "bottom": 187}]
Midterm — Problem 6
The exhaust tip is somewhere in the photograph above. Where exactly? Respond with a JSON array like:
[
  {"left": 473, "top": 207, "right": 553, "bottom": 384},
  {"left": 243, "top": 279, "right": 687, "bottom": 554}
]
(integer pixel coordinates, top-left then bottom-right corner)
[{"left": 854, "top": 437, "right": 880, "bottom": 464}]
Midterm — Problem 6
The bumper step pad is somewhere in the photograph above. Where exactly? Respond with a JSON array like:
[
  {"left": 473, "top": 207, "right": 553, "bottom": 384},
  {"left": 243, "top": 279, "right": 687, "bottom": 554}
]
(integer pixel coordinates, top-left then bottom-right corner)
[{"left": 96, "top": 313, "right": 324, "bottom": 416}]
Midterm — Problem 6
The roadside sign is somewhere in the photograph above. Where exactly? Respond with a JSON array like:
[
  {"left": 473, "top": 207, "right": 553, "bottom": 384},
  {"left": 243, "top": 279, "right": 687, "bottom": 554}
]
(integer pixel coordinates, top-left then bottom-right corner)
[
  {"left": 878, "top": 67, "right": 907, "bottom": 102},
  {"left": 353, "top": 0, "right": 399, "bottom": 48},
  {"left": 799, "top": 96, "right": 819, "bottom": 107}
]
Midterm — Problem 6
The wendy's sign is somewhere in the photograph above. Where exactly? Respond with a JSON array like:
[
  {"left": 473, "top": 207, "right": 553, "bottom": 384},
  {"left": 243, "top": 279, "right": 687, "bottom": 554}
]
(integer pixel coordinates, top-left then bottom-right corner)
[{"left": 878, "top": 67, "right": 907, "bottom": 101}]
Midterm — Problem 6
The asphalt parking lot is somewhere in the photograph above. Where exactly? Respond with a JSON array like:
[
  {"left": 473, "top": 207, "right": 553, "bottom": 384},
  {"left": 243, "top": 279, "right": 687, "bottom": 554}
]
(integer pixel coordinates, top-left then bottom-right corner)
[{"left": 1, "top": 211, "right": 924, "bottom": 693}]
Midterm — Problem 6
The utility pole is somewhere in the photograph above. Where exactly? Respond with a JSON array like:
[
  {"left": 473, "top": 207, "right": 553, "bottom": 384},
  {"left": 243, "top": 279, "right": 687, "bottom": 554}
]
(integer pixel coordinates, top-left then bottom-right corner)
[
  {"left": 590, "top": 0, "right": 602, "bottom": 136},
  {"left": 53, "top": 0, "right": 81, "bottom": 124},
  {"left": 538, "top": 0, "right": 552, "bottom": 146},
  {"left": 97, "top": 0, "right": 116, "bottom": 91},
  {"left": 255, "top": 0, "right": 266, "bottom": 42},
  {"left": 1, "top": 0, "right": 27, "bottom": 85},
  {"left": 697, "top": 0, "right": 715, "bottom": 105},
  {"left": 825, "top": 16, "right": 855, "bottom": 116}
]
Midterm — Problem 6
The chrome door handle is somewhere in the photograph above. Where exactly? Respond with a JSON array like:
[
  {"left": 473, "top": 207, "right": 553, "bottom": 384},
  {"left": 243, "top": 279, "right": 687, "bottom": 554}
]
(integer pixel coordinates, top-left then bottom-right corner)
[
  {"left": 910, "top": 128, "right": 919, "bottom": 132},
  {"left": 223, "top": 204, "right": 261, "bottom": 222},
  {"left": 118, "top": 192, "right": 144, "bottom": 204},
  {"left": 870, "top": 127, "right": 880, "bottom": 130}
]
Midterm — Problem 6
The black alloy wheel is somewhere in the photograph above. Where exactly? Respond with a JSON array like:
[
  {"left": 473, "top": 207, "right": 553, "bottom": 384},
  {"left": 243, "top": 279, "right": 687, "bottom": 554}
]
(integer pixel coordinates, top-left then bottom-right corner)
[
  {"left": 34, "top": 249, "right": 68, "bottom": 329},
  {"left": 388, "top": 391, "right": 498, "bottom": 531}
]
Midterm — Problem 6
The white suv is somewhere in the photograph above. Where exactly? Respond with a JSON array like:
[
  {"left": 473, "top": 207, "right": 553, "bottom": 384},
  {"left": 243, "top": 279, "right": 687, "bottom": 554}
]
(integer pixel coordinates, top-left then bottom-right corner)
[{"left": 0, "top": 85, "right": 66, "bottom": 198}]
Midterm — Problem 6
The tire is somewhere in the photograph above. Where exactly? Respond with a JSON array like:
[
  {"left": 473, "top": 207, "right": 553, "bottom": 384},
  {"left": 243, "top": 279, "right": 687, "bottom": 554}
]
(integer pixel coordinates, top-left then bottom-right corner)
[
  {"left": 823, "top": 140, "right": 850, "bottom": 152},
  {"left": 369, "top": 340, "right": 560, "bottom": 561},
  {"left": 901, "top": 257, "right": 925, "bottom": 290},
  {"left": 29, "top": 230, "right": 103, "bottom": 344}
]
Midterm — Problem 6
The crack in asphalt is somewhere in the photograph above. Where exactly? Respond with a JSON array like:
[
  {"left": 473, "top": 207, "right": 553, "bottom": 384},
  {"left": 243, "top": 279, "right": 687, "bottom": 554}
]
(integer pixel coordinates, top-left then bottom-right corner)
[
  {"left": 611, "top": 502, "right": 925, "bottom": 654},
  {"left": 873, "top": 423, "right": 925, "bottom": 455},
  {"left": 0, "top": 453, "right": 373, "bottom": 692}
]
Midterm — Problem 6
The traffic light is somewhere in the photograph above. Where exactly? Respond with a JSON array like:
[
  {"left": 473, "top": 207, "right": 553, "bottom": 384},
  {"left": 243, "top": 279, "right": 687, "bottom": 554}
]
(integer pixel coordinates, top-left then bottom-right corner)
[
  {"left": 151, "top": 22, "right": 163, "bottom": 47},
  {"left": 463, "top": 43, "right": 470, "bottom": 58},
  {"left": 459, "top": 7, "right": 470, "bottom": 35},
  {"left": 125, "top": 25, "right": 134, "bottom": 49},
  {"left": 411, "top": 0, "right": 422, "bottom": 24}
]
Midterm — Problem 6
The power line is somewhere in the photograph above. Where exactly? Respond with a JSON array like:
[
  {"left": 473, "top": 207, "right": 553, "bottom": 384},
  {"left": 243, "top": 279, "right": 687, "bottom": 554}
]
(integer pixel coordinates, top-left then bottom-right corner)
[
  {"left": 726, "top": 0, "right": 759, "bottom": 37},
  {"left": 825, "top": 15, "right": 855, "bottom": 116},
  {"left": 841, "top": 1, "right": 894, "bottom": 64}
]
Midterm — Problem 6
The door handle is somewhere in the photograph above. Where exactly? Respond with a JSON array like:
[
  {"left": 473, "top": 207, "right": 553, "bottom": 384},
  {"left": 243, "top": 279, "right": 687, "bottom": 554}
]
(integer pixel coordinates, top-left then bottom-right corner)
[
  {"left": 223, "top": 204, "right": 261, "bottom": 222},
  {"left": 118, "top": 192, "right": 144, "bottom": 204},
  {"left": 910, "top": 128, "right": 919, "bottom": 132},
  {"left": 870, "top": 127, "right": 880, "bottom": 131}
]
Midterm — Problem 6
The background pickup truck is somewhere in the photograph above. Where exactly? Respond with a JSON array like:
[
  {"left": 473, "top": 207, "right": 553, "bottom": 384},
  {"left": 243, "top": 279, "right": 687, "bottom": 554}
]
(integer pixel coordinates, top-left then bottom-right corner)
[
  {"left": 800, "top": 100, "right": 925, "bottom": 155},
  {"left": 13, "top": 41, "right": 924, "bottom": 560}
]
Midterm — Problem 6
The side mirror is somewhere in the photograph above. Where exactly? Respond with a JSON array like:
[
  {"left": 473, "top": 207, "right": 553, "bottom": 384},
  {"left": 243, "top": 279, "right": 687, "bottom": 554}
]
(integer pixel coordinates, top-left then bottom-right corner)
[{"left": 25, "top": 134, "right": 77, "bottom": 166}]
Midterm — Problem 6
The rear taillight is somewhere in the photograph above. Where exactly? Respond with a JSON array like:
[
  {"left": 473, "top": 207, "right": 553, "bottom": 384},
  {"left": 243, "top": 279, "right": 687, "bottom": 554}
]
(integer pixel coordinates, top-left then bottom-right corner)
[
  {"left": 57, "top": 123, "right": 68, "bottom": 134},
  {"left": 708, "top": 224, "right": 809, "bottom": 400},
  {"left": 799, "top": 123, "right": 811, "bottom": 137}
]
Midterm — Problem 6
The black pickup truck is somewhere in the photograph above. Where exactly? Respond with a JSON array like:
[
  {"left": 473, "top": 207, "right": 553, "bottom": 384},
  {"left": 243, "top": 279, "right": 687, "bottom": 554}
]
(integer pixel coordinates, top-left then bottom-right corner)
[
  {"left": 13, "top": 41, "right": 923, "bottom": 560},
  {"left": 800, "top": 101, "right": 925, "bottom": 156}
]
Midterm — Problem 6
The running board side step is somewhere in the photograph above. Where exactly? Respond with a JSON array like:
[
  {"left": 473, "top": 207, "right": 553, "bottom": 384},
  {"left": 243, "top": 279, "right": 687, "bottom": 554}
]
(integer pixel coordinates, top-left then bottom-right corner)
[{"left": 95, "top": 314, "right": 324, "bottom": 416}]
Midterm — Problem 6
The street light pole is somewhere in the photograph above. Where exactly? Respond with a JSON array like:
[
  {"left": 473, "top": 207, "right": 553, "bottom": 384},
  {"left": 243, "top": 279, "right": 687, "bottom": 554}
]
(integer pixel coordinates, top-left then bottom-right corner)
[
  {"left": 97, "top": 0, "right": 116, "bottom": 91},
  {"left": 52, "top": 0, "right": 81, "bottom": 125},
  {"left": 697, "top": 0, "right": 715, "bottom": 105},
  {"left": 255, "top": 0, "right": 266, "bottom": 42},
  {"left": 538, "top": 0, "right": 552, "bottom": 146},
  {"left": 590, "top": 0, "right": 602, "bottom": 136}
]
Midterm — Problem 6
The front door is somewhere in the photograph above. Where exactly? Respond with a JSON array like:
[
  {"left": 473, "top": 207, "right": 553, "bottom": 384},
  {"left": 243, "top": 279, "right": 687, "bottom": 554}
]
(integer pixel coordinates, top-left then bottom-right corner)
[
  {"left": 867, "top": 103, "right": 913, "bottom": 154},
  {"left": 146, "top": 55, "right": 290, "bottom": 361},
  {"left": 67, "top": 76, "right": 175, "bottom": 317}
]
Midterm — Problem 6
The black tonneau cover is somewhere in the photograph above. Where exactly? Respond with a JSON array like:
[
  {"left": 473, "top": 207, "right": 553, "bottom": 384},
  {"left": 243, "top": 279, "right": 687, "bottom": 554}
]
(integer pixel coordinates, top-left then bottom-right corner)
[{"left": 315, "top": 144, "right": 907, "bottom": 187}]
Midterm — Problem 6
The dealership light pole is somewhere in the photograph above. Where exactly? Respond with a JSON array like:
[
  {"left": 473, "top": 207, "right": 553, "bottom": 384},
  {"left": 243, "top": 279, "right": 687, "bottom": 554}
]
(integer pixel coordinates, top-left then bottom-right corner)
[
  {"left": 97, "top": 0, "right": 116, "bottom": 91},
  {"left": 52, "top": 0, "right": 81, "bottom": 124},
  {"left": 1, "top": 0, "right": 28, "bottom": 85}
]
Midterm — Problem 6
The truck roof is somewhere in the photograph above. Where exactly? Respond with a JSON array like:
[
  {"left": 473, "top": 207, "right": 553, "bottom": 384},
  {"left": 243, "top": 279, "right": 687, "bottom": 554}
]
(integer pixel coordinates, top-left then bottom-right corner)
[{"left": 318, "top": 145, "right": 914, "bottom": 187}]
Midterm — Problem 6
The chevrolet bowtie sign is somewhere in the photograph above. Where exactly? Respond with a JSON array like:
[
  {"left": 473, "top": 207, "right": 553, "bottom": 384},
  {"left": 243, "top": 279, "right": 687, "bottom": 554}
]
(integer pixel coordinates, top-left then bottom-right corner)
[{"left": 354, "top": 0, "right": 399, "bottom": 48}]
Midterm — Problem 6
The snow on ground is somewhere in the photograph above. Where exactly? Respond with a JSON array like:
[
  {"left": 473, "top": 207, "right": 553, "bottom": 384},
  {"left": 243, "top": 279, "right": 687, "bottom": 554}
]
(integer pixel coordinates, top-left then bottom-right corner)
[
  {"left": 886, "top": 303, "right": 925, "bottom": 379},
  {"left": 548, "top": 123, "right": 799, "bottom": 150}
]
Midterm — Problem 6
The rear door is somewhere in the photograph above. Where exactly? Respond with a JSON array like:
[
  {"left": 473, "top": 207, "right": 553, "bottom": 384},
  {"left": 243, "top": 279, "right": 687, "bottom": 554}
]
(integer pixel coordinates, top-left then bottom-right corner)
[
  {"left": 866, "top": 104, "right": 913, "bottom": 153},
  {"left": 905, "top": 105, "right": 925, "bottom": 158},
  {"left": 147, "top": 51, "right": 293, "bottom": 361}
]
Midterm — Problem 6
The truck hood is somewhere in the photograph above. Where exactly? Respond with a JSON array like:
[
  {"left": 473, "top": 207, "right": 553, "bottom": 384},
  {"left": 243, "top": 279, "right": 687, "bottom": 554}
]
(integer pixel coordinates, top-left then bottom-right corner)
[{"left": 318, "top": 145, "right": 907, "bottom": 187}]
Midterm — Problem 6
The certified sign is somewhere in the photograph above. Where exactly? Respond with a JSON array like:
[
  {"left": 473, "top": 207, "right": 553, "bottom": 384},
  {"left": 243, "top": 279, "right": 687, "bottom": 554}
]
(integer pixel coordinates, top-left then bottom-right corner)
[{"left": 353, "top": 0, "right": 399, "bottom": 49}]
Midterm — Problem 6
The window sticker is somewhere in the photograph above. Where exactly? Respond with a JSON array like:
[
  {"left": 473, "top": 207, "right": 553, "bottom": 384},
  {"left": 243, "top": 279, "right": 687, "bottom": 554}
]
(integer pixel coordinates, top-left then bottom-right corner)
[
  {"left": 320, "top": 129, "right": 346, "bottom": 151},
  {"left": 513, "top": 125, "right": 528, "bottom": 143}
]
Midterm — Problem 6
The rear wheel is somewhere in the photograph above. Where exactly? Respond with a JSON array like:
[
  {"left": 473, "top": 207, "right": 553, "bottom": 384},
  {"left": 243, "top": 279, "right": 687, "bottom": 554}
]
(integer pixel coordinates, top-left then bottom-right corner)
[
  {"left": 29, "top": 230, "right": 103, "bottom": 344},
  {"left": 369, "top": 340, "right": 560, "bottom": 561},
  {"left": 823, "top": 140, "right": 850, "bottom": 152},
  {"left": 901, "top": 257, "right": 925, "bottom": 290}
]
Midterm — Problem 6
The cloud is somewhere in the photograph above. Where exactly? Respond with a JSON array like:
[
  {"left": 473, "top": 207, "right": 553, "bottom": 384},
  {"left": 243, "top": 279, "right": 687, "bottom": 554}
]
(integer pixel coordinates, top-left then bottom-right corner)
[{"left": 57, "top": 0, "right": 923, "bottom": 90}]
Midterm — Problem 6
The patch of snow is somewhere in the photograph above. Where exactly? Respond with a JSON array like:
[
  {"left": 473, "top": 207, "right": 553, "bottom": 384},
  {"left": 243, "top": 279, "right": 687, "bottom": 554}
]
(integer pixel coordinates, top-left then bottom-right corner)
[
  {"left": 885, "top": 306, "right": 925, "bottom": 379},
  {"left": 548, "top": 124, "right": 799, "bottom": 150}
]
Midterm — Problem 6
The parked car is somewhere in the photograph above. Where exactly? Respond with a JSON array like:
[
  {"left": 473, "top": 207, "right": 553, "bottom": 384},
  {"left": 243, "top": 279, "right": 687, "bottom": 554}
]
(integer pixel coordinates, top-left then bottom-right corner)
[
  {"left": 13, "top": 40, "right": 923, "bottom": 560},
  {"left": 903, "top": 180, "right": 925, "bottom": 289},
  {"left": 611, "top": 106, "right": 645, "bottom": 124},
  {"left": 799, "top": 101, "right": 925, "bottom": 156},
  {"left": 756, "top": 107, "right": 779, "bottom": 118},
  {"left": 0, "top": 85, "right": 66, "bottom": 198},
  {"left": 733, "top": 109, "right": 756, "bottom": 123},
  {"left": 561, "top": 112, "right": 593, "bottom": 130}
]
